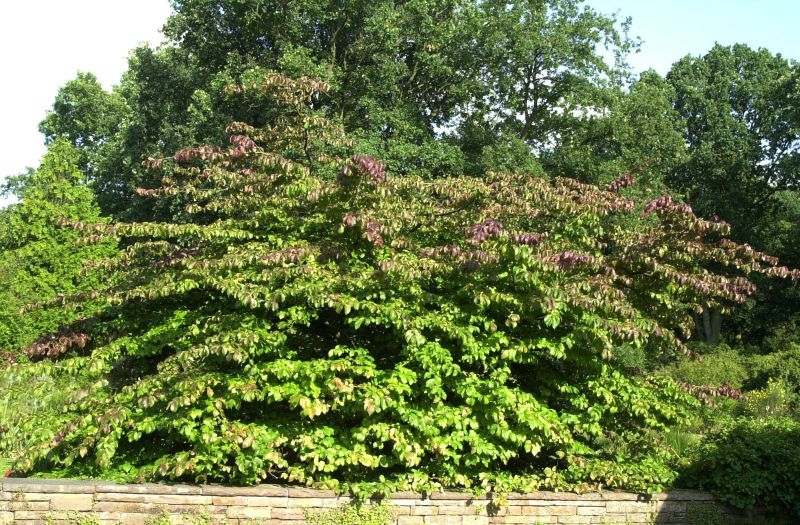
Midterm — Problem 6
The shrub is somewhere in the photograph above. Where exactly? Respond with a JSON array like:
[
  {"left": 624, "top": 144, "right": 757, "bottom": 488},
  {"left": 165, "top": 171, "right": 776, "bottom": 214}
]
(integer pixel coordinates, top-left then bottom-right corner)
[
  {"left": 745, "top": 343, "right": 800, "bottom": 394},
  {"left": 679, "top": 417, "right": 800, "bottom": 518},
  {"left": 661, "top": 346, "right": 749, "bottom": 390},
  {"left": 17, "top": 74, "right": 797, "bottom": 497},
  {"left": 740, "top": 379, "right": 796, "bottom": 418}
]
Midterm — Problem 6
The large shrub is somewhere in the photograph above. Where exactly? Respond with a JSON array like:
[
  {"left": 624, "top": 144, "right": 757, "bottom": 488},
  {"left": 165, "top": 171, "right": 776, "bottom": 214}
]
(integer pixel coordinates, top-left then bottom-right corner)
[{"left": 17, "top": 75, "right": 797, "bottom": 497}]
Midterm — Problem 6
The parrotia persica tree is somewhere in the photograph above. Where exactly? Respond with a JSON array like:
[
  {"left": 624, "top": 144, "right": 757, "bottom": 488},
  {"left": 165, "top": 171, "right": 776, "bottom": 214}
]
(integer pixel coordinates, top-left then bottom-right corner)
[{"left": 20, "top": 76, "right": 798, "bottom": 497}]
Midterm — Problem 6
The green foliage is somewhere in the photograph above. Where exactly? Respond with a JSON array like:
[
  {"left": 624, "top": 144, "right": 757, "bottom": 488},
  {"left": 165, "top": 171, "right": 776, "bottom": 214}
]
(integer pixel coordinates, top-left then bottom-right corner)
[
  {"left": 39, "top": 72, "right": 127, "bottom": 174},
  {"left": 304, "top": 503, "right": 395, "bottom": 525},
  {"left": 745, "top": 343, "right": 800, "bottom": 393},
  {"left": 667, "top": 44, "right": 800, "bottom": 243},
  {"left": 0, "top": 358, "right": 94, "bottom": 468},
  {"left": 661, "top": 345, "right": 749, "bottom": 390},
  {"left": 680, "top": 417, "right": 800, "bottom": 519},
  {"left": 43, "top": 0, "right": 636, "bottom": 220},
  {"left": 18, "top": 74, "right": 796, "bottom": 498},
  {"left": 545, "top": 70, "right": 686, "bottom": 197},
  {"left": 741, "top": 379, "right": 796, "bottom": 418},
  {"left": 0, "top": 139, "right": 117, "bottom": 352},
  {"left": 665, "top": 44, "right": 800, "bottom": 351},
  {"left": 685, "top": 502, "right": 722, "bottom": 525}
]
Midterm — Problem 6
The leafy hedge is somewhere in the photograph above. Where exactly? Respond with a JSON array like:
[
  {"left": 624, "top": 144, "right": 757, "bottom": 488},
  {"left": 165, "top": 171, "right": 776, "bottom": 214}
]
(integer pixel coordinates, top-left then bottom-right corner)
[
  {"left": 679, "top": 417, "right": 800, "bottom": 519},
  {"left": 16, "top": 75, "right": 798, "bottom": 497}
]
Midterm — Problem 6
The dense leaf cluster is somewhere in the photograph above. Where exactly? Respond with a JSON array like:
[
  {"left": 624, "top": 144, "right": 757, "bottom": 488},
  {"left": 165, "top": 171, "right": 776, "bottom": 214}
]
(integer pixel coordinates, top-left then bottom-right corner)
[
  {"left": 18, "top": 76, "right": 797, "bottom": 498},
  {"left": 680, "top": 417, "right": 800, "bottom": 518}
]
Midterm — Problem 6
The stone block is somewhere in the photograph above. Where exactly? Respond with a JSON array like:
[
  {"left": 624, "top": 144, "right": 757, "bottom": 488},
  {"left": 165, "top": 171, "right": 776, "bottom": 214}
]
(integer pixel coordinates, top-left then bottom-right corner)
[
  {"left": 286, "top": 496, "right": 340, "bottom": 508},
  {"left": 286, "top": 487, "right": 337, "bottom": 498},
  {"left": 1, "top": 478, "right": 96, "bottom": 494},
  {"left": 499, "top": 517, "right": 556, "bottom": 524},
  {"left": 226, "top": 506, "right": 272, "bottom": 519},
  {"left": 462, "top": 517, "right": 490, "bottom": 525},
  {"left": 519, "top": 506, "right": 551, "bottom": 517},
  {"left": 397, "top": 517, "right": 426, "bottom": 525},
  {"left": 212, "top": 495, "right": 288, "bottom": 507},
  {"left": 13, "top": 493, "right": 52, "bottom": 502},
  {"left": 556, "top": 516, "right": 592, "bottom": 524},
  {"left": 0, "top": 511, "right": 13, "bottom": 525},
  {"left": 391, "top": 491, "right": 424, "bottom": 500},
  {"left": 95, "top": 483, "right": 202, "bottom": 495},
  {"left": 423, "top": 516, "right": 462, "bottom": 525},
  {"left": 604, "top": 501, "right": 652, "bottom": 514},
  {"left": 599, "top": 492, "right": 644, "bottom": 502},
  {"left": 270, "top": 507, "right": 306, "bottom": 520},
  {"left": 7, "top": 501, "right": 49, "bottom": 511},
  {"left": 49, "top": 494, "right": 94, "bottom": 511},
  {"left": 576, "top": 506, "right": 604, "bottom": 516},
  {"left": 9, "top": 510, "right": 50, "bottom": 520},
  {"left": 430, "top": 491, "right": 472, "bottom": 501},
  {"left": 202, "top": 484, "right": 288, "bottom": 497},
  {"left": 439, "top": 505, "right": 470, "bottom": 515},
  {"left": 412, "top": 506, "right": 438, "bottom": 515},
  {"left": 92, "top": 502, "right": 151, "bottom": 514},
  {"left": 117, "top": 513, "right": 153, "bottom": 525}
]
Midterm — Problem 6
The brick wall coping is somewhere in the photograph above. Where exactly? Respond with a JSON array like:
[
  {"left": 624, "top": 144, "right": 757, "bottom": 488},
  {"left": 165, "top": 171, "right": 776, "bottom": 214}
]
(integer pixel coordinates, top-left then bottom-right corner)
[{"left": 0, "top": 478, "right": 715, "bottom": 502}]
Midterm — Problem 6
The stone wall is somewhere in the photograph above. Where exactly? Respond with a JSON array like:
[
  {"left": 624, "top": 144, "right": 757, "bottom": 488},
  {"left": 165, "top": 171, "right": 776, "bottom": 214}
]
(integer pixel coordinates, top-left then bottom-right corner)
[{"left": 0, "top": 478, "right": 768, "bottom": 525}]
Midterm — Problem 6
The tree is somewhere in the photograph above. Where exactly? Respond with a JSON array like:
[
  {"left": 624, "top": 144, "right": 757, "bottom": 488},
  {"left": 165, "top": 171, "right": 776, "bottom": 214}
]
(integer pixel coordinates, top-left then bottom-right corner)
[
  {"left": 44, "top": 1, "right": 635, "bottom": 218},
  {"left": 665, "top": 44, "right": 800, "bottom": 345},
  {"left": 0, "top": 140, "right": 116, "bottom": 353},
  {"left": 667, "top": 44, "right": 800, "bottom": 243},
  {"left": 19, "top": 76, "right": 797, "bottom": 496},
  {"left": 543, "top": 69, "right": 686, "bottom": 195},
  {"left": 39, "top": 72, "right": 127, "bottom": 181}
]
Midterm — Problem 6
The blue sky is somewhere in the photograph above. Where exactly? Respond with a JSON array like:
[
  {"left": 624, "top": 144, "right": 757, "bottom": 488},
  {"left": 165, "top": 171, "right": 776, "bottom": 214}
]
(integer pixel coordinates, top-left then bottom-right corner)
[
  {"left": 587, "top": 0, "right": 800, "bottom": 74},
  {"left": 1, "top": 0, "right": 799, "bottom": 207}
]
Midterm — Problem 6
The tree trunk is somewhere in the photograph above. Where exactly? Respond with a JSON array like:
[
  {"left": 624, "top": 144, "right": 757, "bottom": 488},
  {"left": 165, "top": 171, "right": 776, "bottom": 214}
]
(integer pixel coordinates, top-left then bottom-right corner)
[
  {"left": 709, "top": 307, "right": 722, "bottom": 344},
  {"left": 702, "top": 303, "right": 712, "bottom": 342},
  {"left": 694, "top": 303, "right": 722, "bottom": 344}
]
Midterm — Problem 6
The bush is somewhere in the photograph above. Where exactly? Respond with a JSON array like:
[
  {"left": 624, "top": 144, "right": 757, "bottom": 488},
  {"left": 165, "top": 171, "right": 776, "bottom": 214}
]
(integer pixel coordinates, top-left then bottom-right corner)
[
  {"left": 740, "top": 379, "right": 796, "bottom": 418},
  {"left": 661, "top": 345, "right": 749, "bottom": 390},
  {"left": 745, "top": 343, "right": 800, "bottom": 394},
  {"left": 18, "top": 74, "right": 796, "bottom": 497},
  {"left": 679, "top": 417, "right": 800, "bottom": 518}
]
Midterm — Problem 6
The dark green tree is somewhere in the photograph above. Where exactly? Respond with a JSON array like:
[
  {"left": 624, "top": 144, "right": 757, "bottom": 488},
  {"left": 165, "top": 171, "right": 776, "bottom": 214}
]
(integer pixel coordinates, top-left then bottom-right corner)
[
  {"left": 666, "top": 44, "right": 800, "bottom": 345},
  {"left": 43, "top": 0, "right": 635, "bottom": 218},
  {"left": 667, "top": 44, "right": 800, "bottom": 242},
  {"left": 463, "top": 0, "right": 635, "bottom": 150},
  {"left": 544, "top": 69, "right": 686, "bottom": 195}
]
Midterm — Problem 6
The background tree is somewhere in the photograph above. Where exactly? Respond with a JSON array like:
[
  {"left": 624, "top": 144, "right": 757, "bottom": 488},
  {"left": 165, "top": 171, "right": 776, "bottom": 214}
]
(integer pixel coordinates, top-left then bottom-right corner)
[
  {"left": 666, "top": 44, "right": 800, "bottom": 346},
  {"left": 543, "top": 69, "right": 686, "bottom": 196},
  {"left": 41, "top": 0, "right": 635, "bottom": 219},
  {"left": 462, "top": 0, "right": 635, "bottom": 152},
  {"left": 667, "top": 44, "right": 799, "bottom": 241}
]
